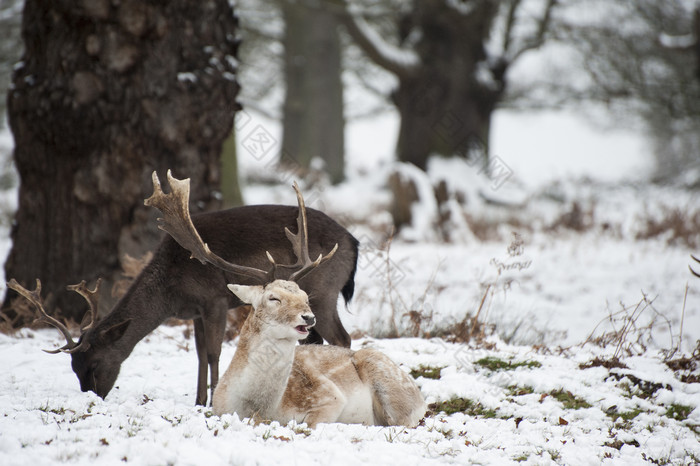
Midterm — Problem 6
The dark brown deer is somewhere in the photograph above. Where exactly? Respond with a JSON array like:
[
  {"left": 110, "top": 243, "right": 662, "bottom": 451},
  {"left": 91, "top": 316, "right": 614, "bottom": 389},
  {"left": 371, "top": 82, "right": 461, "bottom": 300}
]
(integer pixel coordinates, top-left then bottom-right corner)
[{"left": 8, "top": 171, "right": 358, "bottom": 405}]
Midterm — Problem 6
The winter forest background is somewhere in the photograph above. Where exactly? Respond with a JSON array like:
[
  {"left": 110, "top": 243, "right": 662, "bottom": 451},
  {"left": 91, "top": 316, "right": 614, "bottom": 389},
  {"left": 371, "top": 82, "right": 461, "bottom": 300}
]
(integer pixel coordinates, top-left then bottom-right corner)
[{"left": 0, "top": 1, "right": 699, "bottom": 465}]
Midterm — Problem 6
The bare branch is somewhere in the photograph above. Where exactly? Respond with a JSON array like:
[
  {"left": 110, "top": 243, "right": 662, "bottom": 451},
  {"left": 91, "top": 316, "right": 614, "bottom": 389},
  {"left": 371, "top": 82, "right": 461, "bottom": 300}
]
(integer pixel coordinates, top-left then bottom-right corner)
[
  {"left": 508, "top": 0, "right": 558, "bottom": 64},
  {"left": 502, "top": 0, "right": 523, "bottom": 56},
  {"left": 329, "top": 0, "right": 419, "bottom": 78}
]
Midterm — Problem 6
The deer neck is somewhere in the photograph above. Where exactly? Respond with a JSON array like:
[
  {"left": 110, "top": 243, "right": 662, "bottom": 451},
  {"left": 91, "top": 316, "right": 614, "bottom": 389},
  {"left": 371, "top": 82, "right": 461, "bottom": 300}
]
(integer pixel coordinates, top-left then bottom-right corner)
[
  {"left": 224, "top": 312, "right": 297, "bottom": 418},
  {"left": 95, "top": 268, "right": 170, "bottom": 359}
]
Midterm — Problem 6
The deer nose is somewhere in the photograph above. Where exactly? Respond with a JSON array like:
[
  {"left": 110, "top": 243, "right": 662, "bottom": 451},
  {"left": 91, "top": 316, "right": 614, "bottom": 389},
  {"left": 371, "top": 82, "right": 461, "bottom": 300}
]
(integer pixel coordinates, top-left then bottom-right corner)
[{"left": 302, "top": 314, "right": 316, "bottom": 327}]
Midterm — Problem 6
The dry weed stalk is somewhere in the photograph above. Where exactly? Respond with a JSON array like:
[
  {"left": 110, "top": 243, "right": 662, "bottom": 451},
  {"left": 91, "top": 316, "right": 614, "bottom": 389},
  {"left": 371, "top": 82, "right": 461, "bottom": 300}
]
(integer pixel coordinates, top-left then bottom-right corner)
[
  {"left": 384, "top": 231, "right": 440, "bottom": 338},
  {"left": 583, "top": 293, "right": 673, "bottom": 358},
  {"left": 444, "top": 232, "right": 530, "bottom": 345}
]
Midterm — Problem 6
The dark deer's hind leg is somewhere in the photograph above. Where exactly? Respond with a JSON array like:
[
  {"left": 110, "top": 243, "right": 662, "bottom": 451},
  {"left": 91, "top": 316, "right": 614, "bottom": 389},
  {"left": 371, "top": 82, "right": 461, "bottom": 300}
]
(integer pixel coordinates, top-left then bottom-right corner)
[
  {"left": 306, "top": 293, "right": 351, "bottom": 348},
  {"left": 193, "top": 318, "right": 209, "bottom": 406},
  {"left": 202, "top": 299, "right": 227, "bottom": 404}
]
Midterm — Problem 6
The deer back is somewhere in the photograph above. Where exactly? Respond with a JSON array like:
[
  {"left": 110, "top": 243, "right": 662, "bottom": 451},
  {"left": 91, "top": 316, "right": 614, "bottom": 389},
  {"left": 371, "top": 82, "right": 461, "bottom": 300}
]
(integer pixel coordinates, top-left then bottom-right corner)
[{"left": 165, "top": 204, "right": 358, "bottom": 310}]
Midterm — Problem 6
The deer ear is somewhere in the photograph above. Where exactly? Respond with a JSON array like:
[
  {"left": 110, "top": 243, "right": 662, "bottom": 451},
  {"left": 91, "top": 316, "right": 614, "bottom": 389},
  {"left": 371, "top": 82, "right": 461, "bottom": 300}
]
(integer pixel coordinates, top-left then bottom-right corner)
[
  {"left": 97, "top": 319, "right": 132, "bottom": 345},
  {"left": 227, "top": 284, "right": 263, "bottom": 306}
]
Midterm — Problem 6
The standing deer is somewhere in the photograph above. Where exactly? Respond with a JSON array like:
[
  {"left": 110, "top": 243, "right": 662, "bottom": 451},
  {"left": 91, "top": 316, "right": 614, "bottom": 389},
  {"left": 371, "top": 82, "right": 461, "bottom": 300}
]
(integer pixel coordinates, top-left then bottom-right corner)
[
  {"left": 8, "top": 171, "right": 358, "bottom": 405},
  {"left": 148, "top": 174, "right": 426, "bottom": 427}
]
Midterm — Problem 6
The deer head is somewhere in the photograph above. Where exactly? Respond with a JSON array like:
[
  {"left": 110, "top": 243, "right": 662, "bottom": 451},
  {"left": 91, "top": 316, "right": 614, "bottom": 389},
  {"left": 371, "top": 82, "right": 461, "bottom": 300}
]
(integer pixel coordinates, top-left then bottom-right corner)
[
  {"left": 6, "top": 278, "right": 132, "bottom": 398},
  {"left": 228, "top": 281, "right": 316, "bottom": 341}
]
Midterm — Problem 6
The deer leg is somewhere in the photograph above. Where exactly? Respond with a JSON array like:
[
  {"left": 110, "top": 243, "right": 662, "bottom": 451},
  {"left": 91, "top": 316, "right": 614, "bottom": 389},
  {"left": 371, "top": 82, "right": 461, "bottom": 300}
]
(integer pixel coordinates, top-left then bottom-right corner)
[
  {"left": 193, "top": 318, "right": 209, "bottom": 406},
  {"left": 300, "top": 379, "right": 348, "bottom": 428},
  {"left": 306, "top": 293, "right": 351, "bottom": 347},
  {"left": 202, "top": 300, "right": 227, "bottom": 404}
]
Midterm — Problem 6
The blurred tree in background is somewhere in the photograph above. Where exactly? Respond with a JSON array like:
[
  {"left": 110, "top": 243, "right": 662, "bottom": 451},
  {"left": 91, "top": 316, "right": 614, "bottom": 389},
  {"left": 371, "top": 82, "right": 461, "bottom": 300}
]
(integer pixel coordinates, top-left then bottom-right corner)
[
  {"left": 335, "top": 0, "right": 560, "bottom": 170},
  {"left": 235, "top": 0, "right": 345, "bottom": 184},
  {"left": 238, "top": 0, "right": 561, "bottom": 176},
  {"left": 0, "top": 0, "right": 22, "bottom": 125},
  {"left": 553, "top": 0, "right": 700, "bottom": 184},
  {"left": 3, "top": 0, "right": 240, "bottom": 323},
  {"left": 281, "top": 1, "right": 345, "bottom": 183}
]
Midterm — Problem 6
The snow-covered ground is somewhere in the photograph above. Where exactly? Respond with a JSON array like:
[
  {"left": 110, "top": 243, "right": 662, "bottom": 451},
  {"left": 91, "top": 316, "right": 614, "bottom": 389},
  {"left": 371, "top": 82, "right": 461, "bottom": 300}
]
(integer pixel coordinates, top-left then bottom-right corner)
[
  {"left": 1, "top": 108, "right": 699, "bottom": 465},
  {"left": 1, "top": 328, "right": 699, "bottom": 465}
]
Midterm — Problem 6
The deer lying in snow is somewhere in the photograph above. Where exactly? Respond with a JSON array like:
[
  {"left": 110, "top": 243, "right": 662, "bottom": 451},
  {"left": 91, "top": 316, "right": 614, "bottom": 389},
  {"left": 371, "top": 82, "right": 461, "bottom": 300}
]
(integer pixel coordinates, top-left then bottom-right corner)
[{"left": 213, "top": 280, "right": 427, "bottom": 427}]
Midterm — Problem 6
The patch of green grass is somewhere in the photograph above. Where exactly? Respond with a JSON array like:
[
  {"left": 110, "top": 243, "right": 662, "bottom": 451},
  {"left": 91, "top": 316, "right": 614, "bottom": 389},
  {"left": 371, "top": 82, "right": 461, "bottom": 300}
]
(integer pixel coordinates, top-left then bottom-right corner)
[
  {"left": 605, "top": 372, "right": 669, "bottom": 400},
  {"left": 429, "top": 397, "right": 497, "bottom": 418},
  {"left": 606, "top": 406, "right": 644, "bottom": 421},
  {"left": 606, "top": 406, "right": 645, "bottom": 429},
  {"left": 475, "top": 356, "right": 541, "bottom": 372},
  {"left": 665, "top": 404, "right": 693, "bottom": 421},
  {"left": 410, "top": 365, "right": 444, "bottom": 380},
  {"left": 549, "top": 389, "right": 591, "bottom": 410},
  {"left": 291, "top": 424, "right": 312, "bottom": 437},
  {"left": 507, "top": 385, "right": 535, "bottom": 397},
  {"left": 37, "top": 404, "right": 67, "bottom": 416}
]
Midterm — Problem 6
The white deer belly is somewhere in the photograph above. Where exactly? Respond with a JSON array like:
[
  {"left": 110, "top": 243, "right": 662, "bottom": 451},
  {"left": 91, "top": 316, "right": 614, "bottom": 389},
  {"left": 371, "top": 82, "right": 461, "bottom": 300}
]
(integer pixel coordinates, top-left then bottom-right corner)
[{"left": 337, "top": 385, "right": 375, "bottom": 425}]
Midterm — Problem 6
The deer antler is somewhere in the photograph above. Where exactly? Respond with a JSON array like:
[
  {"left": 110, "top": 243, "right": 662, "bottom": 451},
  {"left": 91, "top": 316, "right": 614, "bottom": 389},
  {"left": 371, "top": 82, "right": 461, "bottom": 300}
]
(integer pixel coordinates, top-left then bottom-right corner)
[
  {"left": 7, "top": 278, "right": 97, "bottom": 354},
  {"left": 285, "top": 182, "right": 338, "bottom": 282},
  {"left": 144, "top": 171, "right": 337, "bottom": 283},
  {"left": 67, "top": 279, "right": 101, "bottom": 332},
  {"left": 145, "top": 171, "right": 274, "bottom": 282},
  {"left": 690, "top": 255, "right": 700, "bottom": 278}
]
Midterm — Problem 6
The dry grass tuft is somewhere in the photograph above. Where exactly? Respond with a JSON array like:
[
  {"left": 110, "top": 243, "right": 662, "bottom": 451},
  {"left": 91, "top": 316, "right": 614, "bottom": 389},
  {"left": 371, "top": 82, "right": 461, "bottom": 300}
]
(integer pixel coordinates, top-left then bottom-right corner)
[
  {"left": 636, "top": 207, "right": 700, "bottom": 248},
  {"left": 583, "top": 293, "right": 673, "bottom": 359},
  {"left": 548, "top": 201, "right": 596, "bottom": 232}
]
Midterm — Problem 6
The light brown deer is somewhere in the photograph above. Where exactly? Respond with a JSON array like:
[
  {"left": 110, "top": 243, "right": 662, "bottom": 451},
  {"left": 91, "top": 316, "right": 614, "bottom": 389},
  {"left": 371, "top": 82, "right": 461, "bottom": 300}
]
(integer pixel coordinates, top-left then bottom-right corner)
[
  {"left": 214, "top": 280, "right": 427, "bottom": 427},
  {"left": 148, "top": 175, "right": 426, "bottom": 427},
  {"left": 8, "top": 171, "right": 358, "bottom": 405}
]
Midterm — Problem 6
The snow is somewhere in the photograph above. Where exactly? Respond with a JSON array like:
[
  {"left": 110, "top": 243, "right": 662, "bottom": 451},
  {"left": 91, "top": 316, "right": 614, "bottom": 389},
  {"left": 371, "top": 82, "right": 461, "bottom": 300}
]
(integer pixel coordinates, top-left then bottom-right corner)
[
  {"left": 1, "top": 329, "right": 698, "bottom": 465},
  {"left": 1, "top": 87, "right": 700, "bottom": 466}
]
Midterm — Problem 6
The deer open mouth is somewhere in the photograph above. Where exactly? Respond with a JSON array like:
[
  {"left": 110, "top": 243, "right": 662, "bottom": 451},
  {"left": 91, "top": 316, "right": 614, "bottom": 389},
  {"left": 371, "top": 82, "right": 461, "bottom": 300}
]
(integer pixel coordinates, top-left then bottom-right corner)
[{"left": 295, "top": 325, "right": 309, "bottom": 335}]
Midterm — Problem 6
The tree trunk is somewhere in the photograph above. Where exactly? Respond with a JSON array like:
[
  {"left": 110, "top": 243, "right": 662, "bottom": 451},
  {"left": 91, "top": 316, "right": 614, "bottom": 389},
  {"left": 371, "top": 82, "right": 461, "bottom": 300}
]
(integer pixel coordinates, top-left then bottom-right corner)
[
  {"left": 281, "top": 2, "right": 345, "bottom": 183},
  {"left": 394, "top": 0, "right": 502, "bottom": 170},
  {"left": 4, "top": 0, "right": 240, "bottom": 322},
  {"left": 221, "top": 128, "right": 244, "bottom": 208}
]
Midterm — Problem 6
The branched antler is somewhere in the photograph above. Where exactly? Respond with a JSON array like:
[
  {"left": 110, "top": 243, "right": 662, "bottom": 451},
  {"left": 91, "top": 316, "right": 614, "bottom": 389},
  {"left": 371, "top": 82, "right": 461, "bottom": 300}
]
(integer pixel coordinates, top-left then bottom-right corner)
[
  {"left": 284, "top": 182, "right": 338, "bottom": 282},
  {"left": 7, "top": 279, "right": 98, "bottom": 353},
  {"left": 67, "top": 279, "right": 101, "bottom": 332},
  {"left": 145, "top": 170, "right": 275, "bottom": 282},
  {"left": 690, "top": 255, "right": 700, "bottom": 278},
  {"left": 144, "top": 170, "right": 337, "bottom": 284}
]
